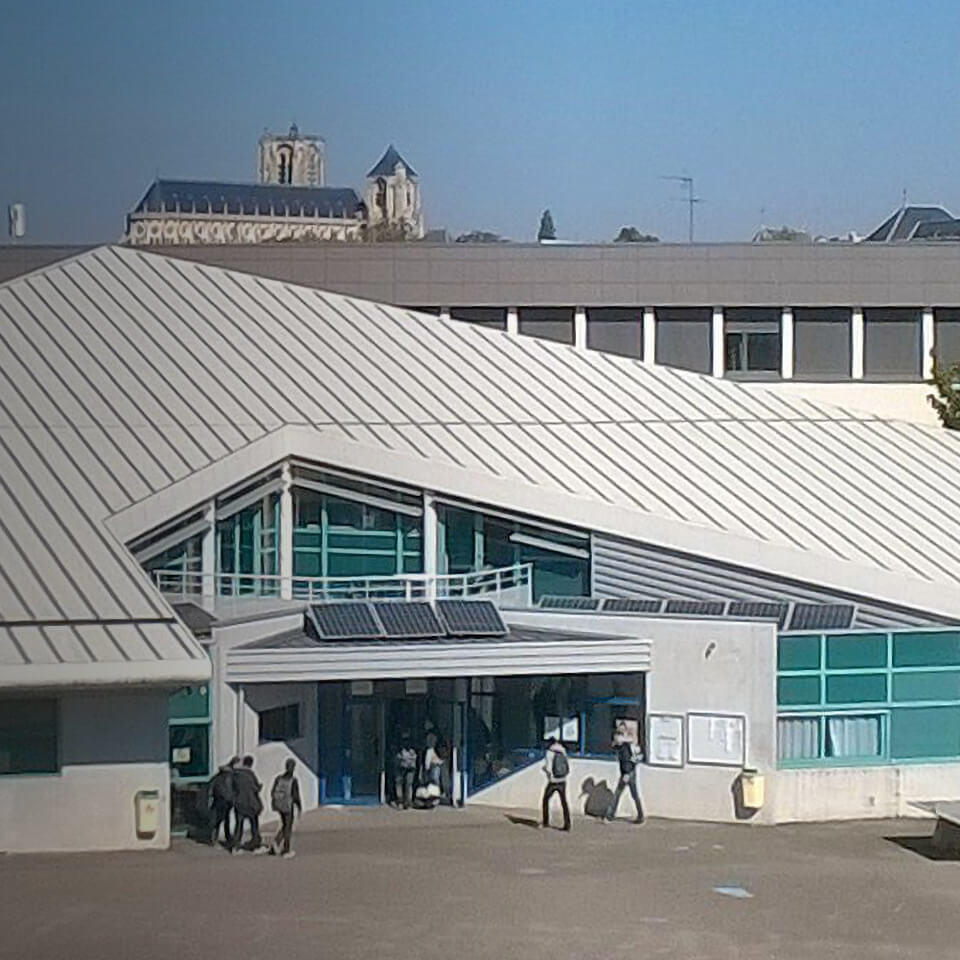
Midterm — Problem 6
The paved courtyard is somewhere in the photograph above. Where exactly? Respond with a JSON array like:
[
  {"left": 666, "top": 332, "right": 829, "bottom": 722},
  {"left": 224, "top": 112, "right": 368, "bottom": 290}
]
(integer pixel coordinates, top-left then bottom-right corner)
[{"left": 3, "top": 806, "right": 960, "bottom": 960}]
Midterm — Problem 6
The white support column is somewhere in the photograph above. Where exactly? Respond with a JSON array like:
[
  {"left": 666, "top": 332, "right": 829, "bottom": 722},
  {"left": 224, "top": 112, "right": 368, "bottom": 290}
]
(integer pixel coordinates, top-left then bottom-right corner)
[
  {"left": 922, "top": 307, "right": 936, "bottom": 380},
  {"left": 574, "top": 306, "right": 587, "bottom": 350},
  {"left": 781, "top": 307, "right": 794, "bottom": 380},
  {"left": 423, "top": 491, "right": 438, "bottom": 600},
  {"left": 851, "top": 307, "right": 865, "bottom": 380},
  {"left": 642, "top": 307, "right": 656, "bottom": 363},
  {"left": 506, "top": 306, "right": 519, "bottom": 336},
  {"left": 236, "top": 684, "right": 246, "bottom": 757},
  {"left": 711, "top": 306, "right": 725, "bottom": 378},
  {"left": 439, "top": 307, "right": 451, "bottom": 321},
  {"left": 201, "top": 497, "right": 216, "bottom": 597},
  {"left": 279, "top": 462, "right": 293, "bottom": 600}
]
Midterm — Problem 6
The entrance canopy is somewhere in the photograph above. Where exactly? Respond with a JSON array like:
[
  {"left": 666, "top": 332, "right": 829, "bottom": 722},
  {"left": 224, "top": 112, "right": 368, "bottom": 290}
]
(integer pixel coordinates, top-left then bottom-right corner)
[{"left": 226, "top": 621, "right": 652, "bottom": 684}]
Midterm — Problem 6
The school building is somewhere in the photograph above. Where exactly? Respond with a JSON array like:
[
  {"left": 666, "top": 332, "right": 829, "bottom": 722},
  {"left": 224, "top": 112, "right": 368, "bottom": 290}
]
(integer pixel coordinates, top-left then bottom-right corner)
[{"left": 3, "top": 245, "right": 960, "bottom": 853}]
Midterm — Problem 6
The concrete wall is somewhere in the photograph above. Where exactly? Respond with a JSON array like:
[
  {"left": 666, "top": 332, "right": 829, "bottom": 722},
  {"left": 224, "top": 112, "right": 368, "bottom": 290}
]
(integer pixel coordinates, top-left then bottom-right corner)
[
  {"left": 0, "top": 691, "right": 170, "bottom": 854},
  {"left": 775, "top": 763, "right": 960, "bottom": 822},
  {"left": 211, "top": 613, "right": 318, "bottom": 818},
  {"left": 473, "top": 613, "right": 778, "bottom": 824}
]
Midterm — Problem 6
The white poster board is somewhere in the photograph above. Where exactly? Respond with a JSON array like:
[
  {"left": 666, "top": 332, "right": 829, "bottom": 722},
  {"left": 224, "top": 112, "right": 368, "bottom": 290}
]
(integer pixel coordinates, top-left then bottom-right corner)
[
  {"left": 686, "top": 712, "right": 746, "bottom": 767},
  {"left": 647, "top": 714, "right": 684, "bottom": 768}
]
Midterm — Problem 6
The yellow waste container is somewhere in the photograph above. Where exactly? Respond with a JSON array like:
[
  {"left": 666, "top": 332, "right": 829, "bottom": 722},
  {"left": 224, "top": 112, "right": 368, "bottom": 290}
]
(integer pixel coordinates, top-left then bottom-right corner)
[
  {"left": 740, "top": 768, "right": 765, "bottom": 809},
  {"left": 135, "top": 789, "right": 161, "bottom": 840}
]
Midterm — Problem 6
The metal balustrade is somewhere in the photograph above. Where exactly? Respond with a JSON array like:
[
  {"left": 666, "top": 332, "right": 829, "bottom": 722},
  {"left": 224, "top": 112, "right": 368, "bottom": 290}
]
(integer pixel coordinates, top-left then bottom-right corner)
[{"left": 152, "top": 563, "right": 534, "bottom": 607}]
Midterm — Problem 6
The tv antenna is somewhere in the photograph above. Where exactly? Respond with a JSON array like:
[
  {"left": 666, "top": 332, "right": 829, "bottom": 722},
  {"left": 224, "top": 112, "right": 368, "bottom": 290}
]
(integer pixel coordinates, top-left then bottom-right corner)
[{"left": 662, "top": 175, "right": 701, "bottom": 242}]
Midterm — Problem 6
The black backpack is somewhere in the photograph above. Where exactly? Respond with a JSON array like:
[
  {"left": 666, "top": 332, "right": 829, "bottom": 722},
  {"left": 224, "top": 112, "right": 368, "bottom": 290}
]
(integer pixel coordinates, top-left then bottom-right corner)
[{"left": 551, "top": 749, "right": 569, "bottom": 779}]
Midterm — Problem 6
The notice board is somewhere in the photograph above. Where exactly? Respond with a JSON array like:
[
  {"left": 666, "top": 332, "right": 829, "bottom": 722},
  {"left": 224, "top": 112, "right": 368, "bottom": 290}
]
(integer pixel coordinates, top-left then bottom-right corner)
[{"left": 686, "top": 712, "right": 746, "bottom": 767}]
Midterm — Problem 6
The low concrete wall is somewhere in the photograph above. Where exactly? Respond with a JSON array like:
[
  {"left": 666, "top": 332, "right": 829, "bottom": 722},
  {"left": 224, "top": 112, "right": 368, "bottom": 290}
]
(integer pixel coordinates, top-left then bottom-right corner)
[
  {"left": 775, "top": 763, "right": 960, "bottom": 822},
  {"left": 0, "top": 692, "right": 170, "bottom": 854}
]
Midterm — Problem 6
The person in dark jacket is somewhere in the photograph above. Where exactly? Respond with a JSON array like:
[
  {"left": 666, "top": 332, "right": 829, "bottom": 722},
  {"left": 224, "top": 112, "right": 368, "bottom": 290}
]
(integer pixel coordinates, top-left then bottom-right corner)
[
  {"left": 231, "top": 755, "right": 264, "bottom": 851},
  {"left": 269, "top": 758, "right": 303, "bottom": 858},
  {"left": 209, "top": 756, "right": 239, "bottom": 846},
  {"left": 605, "top": 730, "right": 645, "bottom": 824}
]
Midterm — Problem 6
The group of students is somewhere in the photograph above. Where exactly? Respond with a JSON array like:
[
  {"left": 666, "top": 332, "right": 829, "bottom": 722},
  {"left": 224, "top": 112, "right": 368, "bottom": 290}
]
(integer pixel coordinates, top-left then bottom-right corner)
[
  {"left": 206, "top": 755, "right": 303, "bottom": 857},
  {"left": 541, "top": 727, "right": 645, "bottom": 831},
  {"left": 392, "top": 729, "right": 446, "bottom": 809}
]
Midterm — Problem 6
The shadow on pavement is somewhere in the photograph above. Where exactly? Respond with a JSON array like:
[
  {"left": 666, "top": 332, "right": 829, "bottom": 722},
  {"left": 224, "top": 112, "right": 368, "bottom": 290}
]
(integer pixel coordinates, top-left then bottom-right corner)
[
  {"left": 884, "top": 834, "right": 960, "bottom": 861},
  {"left": 505, "top": 814, "right": 540, "bottom": 829}
]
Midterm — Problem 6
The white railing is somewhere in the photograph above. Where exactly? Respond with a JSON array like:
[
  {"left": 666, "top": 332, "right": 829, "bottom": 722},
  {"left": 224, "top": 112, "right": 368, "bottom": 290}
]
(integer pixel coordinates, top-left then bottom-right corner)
[{"left": 152, "top": 563, "right": 534, "bottom": 607}]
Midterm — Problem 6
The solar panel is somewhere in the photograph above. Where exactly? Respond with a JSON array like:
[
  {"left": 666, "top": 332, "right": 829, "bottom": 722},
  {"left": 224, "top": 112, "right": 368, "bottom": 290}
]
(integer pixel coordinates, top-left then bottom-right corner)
[
  {"left": 728, "top": 600, "right": 790, "bottom": 627},
  {"left": 664, "top": 599, "right": 726, "bottom": 617},
  {"left": 309, "top": 602, "right": 382, "bottom": 640},
  {"left": 788, "top": 603, "right": 856, "bottom": 631},
  {"left": 373, "top": 601, "right": 444, "bottom": 638},
  {"left": 538, "top": 596, "right": 601, "bottom": 610},
  {"left": 435, "top": 599, "right": 507, "bottom": 637},
  {"left": 601, "top": 597, "right": 663, "bottom": 613}
]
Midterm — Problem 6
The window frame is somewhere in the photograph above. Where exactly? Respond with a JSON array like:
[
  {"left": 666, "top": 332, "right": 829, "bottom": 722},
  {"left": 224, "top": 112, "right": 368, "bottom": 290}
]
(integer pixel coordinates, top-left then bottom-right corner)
[
  {"left": 259, "top": 702, "right": 303, "bottom": 743},
  {"left": 0, "top": 697, "right": 60, "bottom": 777}
]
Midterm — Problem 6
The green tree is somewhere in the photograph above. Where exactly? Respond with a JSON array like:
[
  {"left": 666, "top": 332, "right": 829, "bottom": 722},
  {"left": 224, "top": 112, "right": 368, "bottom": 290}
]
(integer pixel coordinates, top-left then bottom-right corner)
[
  {"left": 614, "top": 226, "right": 659, "bottom": 243},
  {"left": 928, "top": 354, "right": 960, "bottom": 430},
  {"left": 537, "top": 209, "right": 556, "bottom": 241}
]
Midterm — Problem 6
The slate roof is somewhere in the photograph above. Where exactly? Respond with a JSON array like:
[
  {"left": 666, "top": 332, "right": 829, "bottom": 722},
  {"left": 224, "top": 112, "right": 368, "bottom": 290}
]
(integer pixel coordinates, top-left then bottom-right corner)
[
  {"left": 133, "top": 179, "right": 364, "bottom": 219},
  {"left": 866, "top": 205, "right": 959, "bottom": 242},
  {"left": 367, "top": 145, "right": 417, "bottom": 179},
  {"left": 2, "top": 244, "right": 960, "bottom": 650}
]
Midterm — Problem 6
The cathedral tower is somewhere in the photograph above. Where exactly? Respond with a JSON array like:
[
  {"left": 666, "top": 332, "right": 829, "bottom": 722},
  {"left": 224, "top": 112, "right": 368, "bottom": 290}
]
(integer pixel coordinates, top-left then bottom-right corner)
[
  {"left": 364, "top": 145, "right": 424, "bottom": 238},
  {"left": 258, "top": 124, "right": 326, "bottom": 187}
]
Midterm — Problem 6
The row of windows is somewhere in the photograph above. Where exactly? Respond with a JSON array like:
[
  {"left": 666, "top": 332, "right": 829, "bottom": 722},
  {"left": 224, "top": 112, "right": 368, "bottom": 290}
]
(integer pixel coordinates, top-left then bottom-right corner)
[
  {"left": 777, "top": 630, "right": 960, "bottom": 767},
  {"left": 415, "top": 305, "right": 960, "bottom": 380}
]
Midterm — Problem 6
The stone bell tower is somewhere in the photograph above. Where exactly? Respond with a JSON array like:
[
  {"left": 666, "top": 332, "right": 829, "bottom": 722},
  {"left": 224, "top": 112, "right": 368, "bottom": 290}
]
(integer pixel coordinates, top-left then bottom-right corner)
[
  {"left": 258, "top": 124, "right": 326, "bottom": 187},
  {"left": 364, "top": 145, "right": 424, "bottom": 238}
]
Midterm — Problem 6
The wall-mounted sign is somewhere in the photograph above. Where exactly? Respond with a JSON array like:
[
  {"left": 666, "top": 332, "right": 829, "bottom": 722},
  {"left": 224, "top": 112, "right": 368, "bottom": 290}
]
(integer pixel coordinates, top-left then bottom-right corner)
[
  {"left": 350, "top": 680, "right": 373, "bottom": 696},
  {"left": 686, "top": 712, "right": 746, "bottom": 767},
  {"left": 171, "top": 747, "right": 192, "bottom": 764},
  {"left": 647, "top": 713, "right": 684, "bottom": 768},
  {"left": 405, "top": 678, "right": 428, "bottom": 695}
]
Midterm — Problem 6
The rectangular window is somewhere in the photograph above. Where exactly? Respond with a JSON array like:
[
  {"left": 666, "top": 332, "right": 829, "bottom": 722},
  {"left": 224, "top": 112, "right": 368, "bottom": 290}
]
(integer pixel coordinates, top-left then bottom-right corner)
[
  {"left": 826, "top": 633, "right": 887, "bottom": 669},
  {"left": 724, "top": 308, "right": 781, "bottom": 378},
  {"left": 259, "top": 703, "right": 302, "bottom": 742},
  {"left": 586, "top": 308, "right": 642, "bottom": 359},
  {"left": 892, "top": 630, "right": 960, "bottom": 667},
  {"left": 217, "top": 494, "right": 279, "bottom": 596},
  {"left": 778, "top": 634, "right": 821, "bottom": 671},
  {"left": 777, "top": 713, "right": 884, "bottom": 764},
  {"left": 170, "top": 723, "right": 210, "bottom": 779},
  {"left": 518, "top": 307, "right": 574, "bottom": 344},
  {"left": 778, "top": 716, "right": 820, "bottom": 762},
  {"left": 890, "top": 706, "right": 960, "bottom": 760},
  {"left": 824, "top": 714, "right": 882, "bottom": 759},
  {"left": 449, "top": 307, "right": 507, "bottom": 330},
  {"left": 0, "top": 699, "right": 58, "bottom": 775},
  {"left": 934, "top": 309, "right": 960, "bottom": 366},
  {"left": 793, "top": 308, "right": 851, "bottom": 380},
  {"left": 655, "top": 308, "right": 712, "bottom": 373},
  {"left": 825, "top": 673, "right": 887, "bottom": 705},
  {"left": 863, "top": 308, "right": 922, "bottom": 381}
]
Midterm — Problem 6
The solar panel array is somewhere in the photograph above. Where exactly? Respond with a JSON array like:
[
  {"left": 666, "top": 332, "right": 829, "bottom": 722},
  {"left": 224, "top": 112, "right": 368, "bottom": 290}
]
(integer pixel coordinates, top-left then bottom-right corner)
[
  {"left": 536, "top": 594, "right": 857, "bottom": 630},
  {"left": 307, "top": 599, "right": 507, "bottom": 641},
  {"left": 436, "top": 599, "right": 508, "bottom": 636}
]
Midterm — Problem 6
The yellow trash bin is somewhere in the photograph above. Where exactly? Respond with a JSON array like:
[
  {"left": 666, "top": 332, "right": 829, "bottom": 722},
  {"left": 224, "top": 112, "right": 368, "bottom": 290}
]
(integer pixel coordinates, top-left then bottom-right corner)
[
  {"left": 135, "top": 789, "right": 161, "bottom": 840},
  {"left": 740, "top": 768, "right": 765, "bottom": 809}
]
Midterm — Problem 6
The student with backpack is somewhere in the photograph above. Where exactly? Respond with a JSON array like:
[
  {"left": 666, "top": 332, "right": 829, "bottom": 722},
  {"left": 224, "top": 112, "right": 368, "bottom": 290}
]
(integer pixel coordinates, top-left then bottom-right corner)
[
  {"left": 394, "top": 732, "right": 417, "bottom": 810},
  {"left": 269, "top": 758, "right": 302, "bottom": 858},
  {"left": 541, "top": 737, "right": 571, "bottom": 831},
  {"left": 230, "top": 755, "right": 264, "bottom": 852},
  {"left": 208, "top": 756, "right": 239, "bottom": 847},
  {"left": 605, "top": 729, "right": 645, "bottom": 824}
]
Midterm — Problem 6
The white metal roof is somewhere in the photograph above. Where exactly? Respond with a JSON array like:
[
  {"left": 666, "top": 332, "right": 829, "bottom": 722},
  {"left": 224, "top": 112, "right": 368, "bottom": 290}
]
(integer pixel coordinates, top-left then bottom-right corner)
[{"left": 1, "top": 245, "right": 960, "bottom": 651}]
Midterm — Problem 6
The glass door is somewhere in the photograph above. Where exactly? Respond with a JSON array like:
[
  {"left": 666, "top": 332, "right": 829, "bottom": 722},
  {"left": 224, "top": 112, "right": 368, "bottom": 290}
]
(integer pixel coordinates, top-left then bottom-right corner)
[{"left": 345, "top": 699, "right": 383, "bottom": 802}]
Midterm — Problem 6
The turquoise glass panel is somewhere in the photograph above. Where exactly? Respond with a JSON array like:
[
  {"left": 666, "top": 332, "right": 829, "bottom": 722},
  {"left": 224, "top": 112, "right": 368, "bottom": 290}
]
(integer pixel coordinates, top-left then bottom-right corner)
[
  {"left": 893, "top": 671, "right": 960, "bottom": 703},
  {"left": 778, "top": 635, "right": 821, "bottom": 671},
  {"left": 826, "top": 633, "right": 887, "bottom": 669},
  {"left": 169, "top": 724, "right": 210, "bottom": 779},
  {"left": 890, "top": 706, "right": 960, "bottom": 759},
  {"left": 892, "top": 631, "right": 960, "bottom": 668},
  {"left": 327, "top": 553, "right": 397, "bottom": 577},
  {"left": 169, "top": 684, "right": 209, "bottom": 720},
  {"left": 777, "top": 675, "right": 821, "bottom": 706},
  {"left": 825, "top": 673, "right": 887, "bottom": 704}
]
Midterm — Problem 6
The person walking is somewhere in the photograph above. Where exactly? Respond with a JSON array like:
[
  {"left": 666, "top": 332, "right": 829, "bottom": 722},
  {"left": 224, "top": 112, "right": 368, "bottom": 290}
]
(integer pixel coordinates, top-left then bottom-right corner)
[
  {"left": 269, "top": 758, "right": 302, "bottom": 858},
  {"left": 605, "top": 730, "right": 645, "bottom": 824},
  {"left": 541, "top": 737, "right": 571, "bottom": 831},
  {"left": 394, "top": 732, "right": 417, "bottom": 810},
  {"left": 231, "top": 755, "right": 264, "bottom": 851},
  {"left": 421, "top": 731, "right": 444, "bottom": 808},
  {"left": 209, "top": 756, "right": 238, "bottom": 846}
]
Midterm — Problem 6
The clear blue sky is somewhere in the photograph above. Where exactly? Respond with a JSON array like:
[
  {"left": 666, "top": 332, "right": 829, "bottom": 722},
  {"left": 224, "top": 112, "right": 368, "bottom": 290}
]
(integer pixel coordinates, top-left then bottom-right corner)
[{"left": 2, "top": 0, "right": 959, "bottom": 243}]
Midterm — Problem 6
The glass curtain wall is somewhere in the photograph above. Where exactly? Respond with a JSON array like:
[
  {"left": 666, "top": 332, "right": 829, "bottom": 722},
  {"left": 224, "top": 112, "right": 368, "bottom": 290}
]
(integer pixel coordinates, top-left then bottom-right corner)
[
  {"left": 217, "top": 494, "right": 279, "bottom": 595},
  {"left": 292, "top": 488, "right": 423, "bottom": 591},
  {"left": 439, "top": 505, "right": 589, "bottom": 600},
  {"left": 142, "top": 533, "right": 204, "bottom": 594}
]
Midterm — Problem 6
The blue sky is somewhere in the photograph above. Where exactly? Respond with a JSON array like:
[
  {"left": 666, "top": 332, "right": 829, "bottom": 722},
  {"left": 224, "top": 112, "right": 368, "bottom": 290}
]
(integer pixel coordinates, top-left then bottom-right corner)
[{"left": 2, "top": 0, "right": 959, "bottom": 243}]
